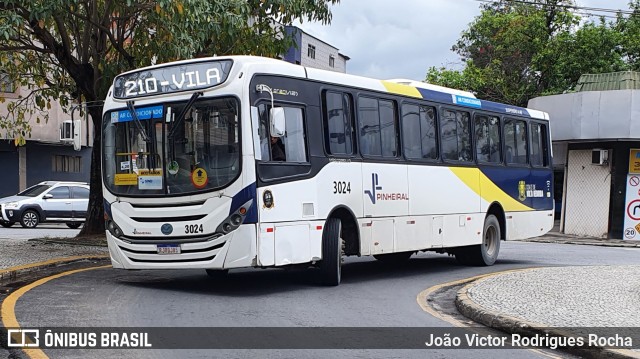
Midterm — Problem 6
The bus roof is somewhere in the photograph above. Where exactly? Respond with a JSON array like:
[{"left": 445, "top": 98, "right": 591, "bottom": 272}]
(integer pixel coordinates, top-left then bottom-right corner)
[{"left": 110, "top": 55, "right": 549, "bottom": 121}]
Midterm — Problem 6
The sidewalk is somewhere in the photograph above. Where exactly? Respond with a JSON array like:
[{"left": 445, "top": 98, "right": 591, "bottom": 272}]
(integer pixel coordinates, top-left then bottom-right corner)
[
  {"left": 459, "top": 224, "right": 640, "bottom": 358},
  {"left": 0, "top": 235, "right": 108, "bottom": 270}
]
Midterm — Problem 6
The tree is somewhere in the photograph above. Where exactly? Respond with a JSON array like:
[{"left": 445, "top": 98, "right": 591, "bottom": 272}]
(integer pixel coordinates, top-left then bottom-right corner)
[
  {"left": 0, "top": 0, "right": 338, "bottom": 236},
  {"left": 427, "top": 0, "right": 626, "bottom": 107},
  {"left": 616, "top": 0, "right": 640, "bottom": 71}
]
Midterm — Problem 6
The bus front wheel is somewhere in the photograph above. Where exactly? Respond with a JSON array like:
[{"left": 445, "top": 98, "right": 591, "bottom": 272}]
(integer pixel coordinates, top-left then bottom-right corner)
[
  {"left": 456, "top": 214, "right": 500, "bottom": 266},
  {"left": 318, "top": 218, "right": 343, "bottom": 286}
]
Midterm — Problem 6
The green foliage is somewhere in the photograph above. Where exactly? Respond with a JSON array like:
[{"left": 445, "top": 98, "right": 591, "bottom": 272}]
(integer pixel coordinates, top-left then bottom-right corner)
[
  {"left": 616, "top": 0, "right": 640, "bottom": 71},
  {"left": 0, "top": 0, "right": 339, "bottom": 143},
  {"left": 427, "top": 0, "right": 629, "bottom": 107},
  {"left": 0, "top": 0, "right": 338, "bottom": 234}
]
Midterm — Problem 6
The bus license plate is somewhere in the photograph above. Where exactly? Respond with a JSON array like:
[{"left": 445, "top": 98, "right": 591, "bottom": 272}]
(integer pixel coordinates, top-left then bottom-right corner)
[{"left": 157, "top": 244, "right": 181, "bottom": 255}]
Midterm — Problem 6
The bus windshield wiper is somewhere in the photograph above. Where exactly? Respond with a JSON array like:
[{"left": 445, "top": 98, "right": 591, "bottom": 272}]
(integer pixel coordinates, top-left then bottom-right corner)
[
  {"left": 168, "top": 91, "right": 203, "bottom": 139},
  {"left": 126, "top": 101, "right": 150, "bottom": 143}
]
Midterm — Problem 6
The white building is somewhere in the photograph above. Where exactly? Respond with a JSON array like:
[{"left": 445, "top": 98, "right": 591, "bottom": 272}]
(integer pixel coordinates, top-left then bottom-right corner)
[
  {"left": 529, "top": 71, "right": 640, "bottom": 239},
  {"left": 283, "top": 26, "right": 349, "bottom": 73}
]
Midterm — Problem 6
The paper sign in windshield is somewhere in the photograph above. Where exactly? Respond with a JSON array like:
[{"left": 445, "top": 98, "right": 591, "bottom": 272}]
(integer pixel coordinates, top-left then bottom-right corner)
[{"left": 138, "top": 169, "right": 163, "bottom": 190}]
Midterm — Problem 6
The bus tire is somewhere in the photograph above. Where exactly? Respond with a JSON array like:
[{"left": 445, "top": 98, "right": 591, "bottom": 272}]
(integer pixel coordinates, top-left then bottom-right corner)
[
  {"left": 318, "top": 217, "right": 343, "bottom": 286},
  {"left": 205, "top": 269, "right": 228, "bottom": 280},
  {"left": 456, "top": 214, "right": 500, "bottom": 266},
  {"left": 374, "top": 251, "right": 412, "bottom": 264}
]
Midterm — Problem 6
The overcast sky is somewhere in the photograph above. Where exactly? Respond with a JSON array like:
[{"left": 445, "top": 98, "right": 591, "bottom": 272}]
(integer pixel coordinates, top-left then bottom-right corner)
[{"left": 296, "top": 0, "right": 631, "bottom": 81}]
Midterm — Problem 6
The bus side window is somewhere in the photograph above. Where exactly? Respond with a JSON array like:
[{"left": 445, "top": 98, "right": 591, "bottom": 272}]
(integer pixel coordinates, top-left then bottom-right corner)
[
  {"left": 402, "top": 103, "right": 438, "bottom": 160},
  {"left": 441, "top": 109, "right": 472, "bottom": 162},
  {"left": 323, "top": 91, "right": 354, "bottom": 156},
  {"left": 530, "top": 123, "right": 549, "bottom": 167},
  {"left": 357, "top": 96, "right": 397, "bottom": 158},
  {"left": 504, "top": 119, "right": 528, "bottom": 165},
  {"left": 282, "top": 107, "right": 307, "bottom": 162},
  {"left": 257, "top": 104, "right": 307, "bottom": 163},
  {"left": 474, "top": 114, "right": 501, "bottom": 163}
]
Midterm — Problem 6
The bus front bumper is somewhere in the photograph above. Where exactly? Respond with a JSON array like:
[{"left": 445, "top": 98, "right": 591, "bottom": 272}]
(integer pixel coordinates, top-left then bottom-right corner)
[{"left": 106, "top": 224, "right": 257, "bottom": 270}]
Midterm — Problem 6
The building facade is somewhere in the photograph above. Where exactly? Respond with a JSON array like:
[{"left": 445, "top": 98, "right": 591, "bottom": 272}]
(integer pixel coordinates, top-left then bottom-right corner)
[
  {"left": 529, "top": 72, "right": 640, "bottom": 239},
  {"left": 0, "top": 81, "right": 93, "bottom": 198},
  {"left": 283, "top": 26, "right": 349, "bottom": 73}
]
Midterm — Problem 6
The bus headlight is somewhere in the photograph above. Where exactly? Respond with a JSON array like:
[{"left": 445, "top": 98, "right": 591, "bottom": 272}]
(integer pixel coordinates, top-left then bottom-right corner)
[
  {"left": 107, "top": 220, "right": 124, "bottom": 238},
  {"left": 230, "top": 214, "right": 243, "bottom": 226},
  {"left": 216, "top": 199, "right": 253, "bottom": 235}
]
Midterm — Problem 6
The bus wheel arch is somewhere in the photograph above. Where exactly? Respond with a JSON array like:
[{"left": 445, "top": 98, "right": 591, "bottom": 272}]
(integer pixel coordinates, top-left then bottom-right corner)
[
  {"left": 486, "top": 202, "right": 506, "bottom": 240},
  {"left": 326, "top": 206, "right": 360, "bottom": 257},
  {"left": 455, "top": 203, "right": 504, "bottom": 266}
]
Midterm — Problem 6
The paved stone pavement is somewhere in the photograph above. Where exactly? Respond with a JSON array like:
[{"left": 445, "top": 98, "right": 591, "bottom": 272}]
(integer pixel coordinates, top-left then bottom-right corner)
[
  {"left": 0, "top": 237, "right": 107, "bottom": 270},
  {"left": 467, "top": 265, "right": 640, "bottom": 327}
]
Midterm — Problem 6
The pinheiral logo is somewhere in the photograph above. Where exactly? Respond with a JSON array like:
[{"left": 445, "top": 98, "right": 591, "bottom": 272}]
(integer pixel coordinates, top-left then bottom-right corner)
[{"left": 364, "top": 173, "right": 409, "bottom": 204}]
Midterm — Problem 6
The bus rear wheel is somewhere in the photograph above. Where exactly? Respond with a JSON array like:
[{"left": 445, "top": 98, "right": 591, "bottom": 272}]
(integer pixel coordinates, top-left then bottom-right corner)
[
  {"left": 456, "top": 214, "right": 500, "bottom": 266},
  {"left": 318, "top": 217, "right": 343, "bottom": 286}
]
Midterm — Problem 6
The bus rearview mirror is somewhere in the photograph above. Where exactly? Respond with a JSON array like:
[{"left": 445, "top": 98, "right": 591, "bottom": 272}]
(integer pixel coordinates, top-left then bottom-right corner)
[{"left": 270, "top": 108, "right": 286, "bottom": 137}]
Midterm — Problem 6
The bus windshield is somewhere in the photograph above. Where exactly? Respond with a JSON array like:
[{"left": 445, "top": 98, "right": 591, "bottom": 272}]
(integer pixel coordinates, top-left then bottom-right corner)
[{"left": 102, "top": 97, "right": 240, "bottom": 196}]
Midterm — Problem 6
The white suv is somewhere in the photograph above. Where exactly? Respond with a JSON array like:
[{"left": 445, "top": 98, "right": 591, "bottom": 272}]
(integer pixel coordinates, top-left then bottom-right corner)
[{"left": 0, "top": 181, "right": 90, "bottom": 229}]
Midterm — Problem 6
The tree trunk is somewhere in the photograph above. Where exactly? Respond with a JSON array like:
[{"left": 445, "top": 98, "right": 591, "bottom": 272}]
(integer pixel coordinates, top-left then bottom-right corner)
[{"left": 78, "top": 106, "right": 105, "bottom": 236}]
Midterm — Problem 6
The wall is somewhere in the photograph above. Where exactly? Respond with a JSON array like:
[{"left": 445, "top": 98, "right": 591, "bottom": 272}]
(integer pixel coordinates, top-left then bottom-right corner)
[
  {"left": 0, "top": 140, "right": 19, "bottom": 197},
  {"left": 300, "top": 33, "right": 346, "bottom": 73},
  {"left": 529, "top": 90, "right": 640, "bottom": 141},
  {"left": 0, "top": 141, "right": 91, "bottom": 197},
  {"left": 563, "top": 149, "right": 611, "bottom": 238}
]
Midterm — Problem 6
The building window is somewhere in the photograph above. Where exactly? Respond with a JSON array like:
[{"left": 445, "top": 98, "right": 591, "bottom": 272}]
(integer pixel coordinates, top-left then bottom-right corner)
[
  {"left": 441, "top": 109, "right": 472, "bottom": 162},
  {"left": 401, "top": 103, "right": 438, "bottom": 160},
  {"left": 307, "top": 44, "right": 316, "bottom": 59},
  {"left": 0, "top": 72, "right": 14, "bottom": 93},
  {"left": 52, "top": 155, "right": 82, "bottom": 173},
  {"left": 329, "top": 55, "right": 335, "bottom": 68}
]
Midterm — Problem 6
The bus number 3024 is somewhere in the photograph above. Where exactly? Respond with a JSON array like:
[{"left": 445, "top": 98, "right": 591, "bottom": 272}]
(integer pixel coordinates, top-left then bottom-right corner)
[
  {"left": 185, "top": 224, "right": 204, "bottom": 234},
  {"left": 333, "top": 181, "right": 351, "bottom": 194}
]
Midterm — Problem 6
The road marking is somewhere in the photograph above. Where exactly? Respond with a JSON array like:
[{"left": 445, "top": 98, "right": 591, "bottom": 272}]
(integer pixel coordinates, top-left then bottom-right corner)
[
  {"left": 1, "top": 264, "right": 109, "bottom": 359},
  {"left": 0, "top": 255, "right": 108, "bottom": 275},
  {"left": 416, "top": 267, "right": 563, "bottom": 359}
]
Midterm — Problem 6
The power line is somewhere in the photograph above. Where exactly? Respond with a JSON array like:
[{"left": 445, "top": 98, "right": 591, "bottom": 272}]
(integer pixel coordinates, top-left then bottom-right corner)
[{"left": 473, "top": 0, "right": 636, "bottom": 19}]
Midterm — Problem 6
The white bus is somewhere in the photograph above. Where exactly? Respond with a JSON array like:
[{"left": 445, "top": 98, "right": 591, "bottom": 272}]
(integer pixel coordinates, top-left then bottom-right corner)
[{"left": 102, "top": 56, "right": 553, "bottom": 285}]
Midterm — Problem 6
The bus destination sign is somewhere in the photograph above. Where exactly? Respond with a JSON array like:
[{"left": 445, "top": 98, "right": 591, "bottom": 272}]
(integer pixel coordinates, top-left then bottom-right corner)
[{"left": 113, "top": 60, "right": 233, "bottom": 99}]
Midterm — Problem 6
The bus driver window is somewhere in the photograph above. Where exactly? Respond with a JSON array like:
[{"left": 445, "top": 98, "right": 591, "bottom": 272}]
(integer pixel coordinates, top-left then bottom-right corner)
[{"left": 258, "top": 104, "right": 307, "bottom": 162}]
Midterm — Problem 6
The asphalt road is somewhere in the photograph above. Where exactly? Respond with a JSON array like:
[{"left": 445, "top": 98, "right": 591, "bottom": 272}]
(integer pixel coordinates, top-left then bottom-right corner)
[{"left": 8, "top": 241, "right": 640, "bottom": 359}]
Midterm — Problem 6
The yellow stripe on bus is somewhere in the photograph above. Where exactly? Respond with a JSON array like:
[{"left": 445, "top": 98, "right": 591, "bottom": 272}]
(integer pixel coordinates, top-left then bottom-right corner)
[
  {"left": 381, "top": 81, "right": 422, "bottom": 98},
  {"left": 449, "top": 167, "right": 533, "bottom": 212}
]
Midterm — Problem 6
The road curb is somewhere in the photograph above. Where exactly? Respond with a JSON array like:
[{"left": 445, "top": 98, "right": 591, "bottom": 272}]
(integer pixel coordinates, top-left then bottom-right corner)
[
  {"left": 455, "top": 273, "right": 640, "bottom": 359},
  {"left": 524, "top": 237, "right": 640, "bottom": 248},
  {"left": 28, "top": 238, "right": 107, "bottom": 247},
  {"left": 0, "top": 255, "right": 109, "bottom": 285}
]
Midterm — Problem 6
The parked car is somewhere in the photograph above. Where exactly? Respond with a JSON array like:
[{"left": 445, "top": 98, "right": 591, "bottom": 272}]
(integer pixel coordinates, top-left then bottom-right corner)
[{"left": 0, "top": 181, "right": 89, "bottom": 229}]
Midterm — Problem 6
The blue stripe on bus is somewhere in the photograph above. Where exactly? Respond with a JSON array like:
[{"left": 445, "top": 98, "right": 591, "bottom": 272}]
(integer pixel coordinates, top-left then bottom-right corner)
[
  {"left": 479, "top": 166, "right": 553, "bottom": 211},
  {"left": 415, "top": 88, "right": 533, "bottom": 117},
  {"left": 230, "top": 182, "right": 258, "bottom": 224}
]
